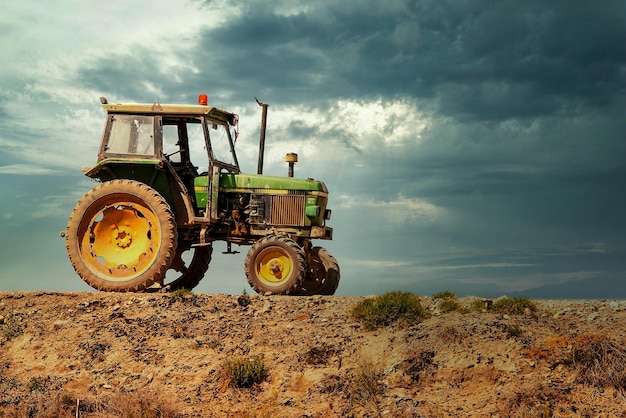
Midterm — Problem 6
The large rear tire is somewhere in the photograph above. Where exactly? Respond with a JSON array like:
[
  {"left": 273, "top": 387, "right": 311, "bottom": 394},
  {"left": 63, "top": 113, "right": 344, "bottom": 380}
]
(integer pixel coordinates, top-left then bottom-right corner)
[
  {"left": 65, "top": 180, "right": 177, "bottom": 292},
  {"left": 244, "top": 236, "right": 305, "bottom": 295},
  {"left": 295, "top": 247, "right": 340, "bottom": 295}
]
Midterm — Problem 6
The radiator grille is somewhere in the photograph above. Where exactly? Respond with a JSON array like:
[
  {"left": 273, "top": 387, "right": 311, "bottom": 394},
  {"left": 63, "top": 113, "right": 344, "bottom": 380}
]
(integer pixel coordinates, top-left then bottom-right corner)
[{"left": 270, "top": 195, "right": 305, "bottom": 226}]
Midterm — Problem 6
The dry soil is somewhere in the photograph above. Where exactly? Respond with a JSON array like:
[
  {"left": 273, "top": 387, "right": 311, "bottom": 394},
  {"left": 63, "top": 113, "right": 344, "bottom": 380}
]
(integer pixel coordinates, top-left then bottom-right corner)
[{"left": 1, "top": 291, "right": 626, "bottom": 417}]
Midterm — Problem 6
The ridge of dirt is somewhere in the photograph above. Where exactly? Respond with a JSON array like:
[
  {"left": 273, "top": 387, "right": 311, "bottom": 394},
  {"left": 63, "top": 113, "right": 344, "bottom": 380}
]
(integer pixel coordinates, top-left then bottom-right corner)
[{"left": 1, "top": 291, "right": 626, "bottom": 417}]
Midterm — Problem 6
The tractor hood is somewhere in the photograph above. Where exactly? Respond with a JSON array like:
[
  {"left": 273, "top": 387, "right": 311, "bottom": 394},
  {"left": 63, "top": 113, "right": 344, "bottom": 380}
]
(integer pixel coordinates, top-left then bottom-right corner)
[{"left": 219, "top": 173, "right": 328, "bottom": 194}]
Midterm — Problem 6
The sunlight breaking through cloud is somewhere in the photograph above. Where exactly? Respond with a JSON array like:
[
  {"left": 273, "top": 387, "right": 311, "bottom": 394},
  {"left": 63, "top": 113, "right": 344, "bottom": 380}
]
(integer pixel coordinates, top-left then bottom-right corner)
[{"left": 335, "top": 193, "right": 443, "bottom": 226}]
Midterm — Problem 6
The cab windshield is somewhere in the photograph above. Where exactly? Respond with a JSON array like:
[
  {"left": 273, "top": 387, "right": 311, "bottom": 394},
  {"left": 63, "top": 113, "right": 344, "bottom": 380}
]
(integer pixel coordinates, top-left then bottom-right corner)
[{"left": 206, "top": 119, "right": 239, "bottom": 172}]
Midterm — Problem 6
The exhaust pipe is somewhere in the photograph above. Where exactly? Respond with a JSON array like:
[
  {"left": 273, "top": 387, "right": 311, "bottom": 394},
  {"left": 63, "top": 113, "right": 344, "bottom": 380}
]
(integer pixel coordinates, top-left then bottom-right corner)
[{"left": 255, "top": 97, "right": 269, "bottom": 175}]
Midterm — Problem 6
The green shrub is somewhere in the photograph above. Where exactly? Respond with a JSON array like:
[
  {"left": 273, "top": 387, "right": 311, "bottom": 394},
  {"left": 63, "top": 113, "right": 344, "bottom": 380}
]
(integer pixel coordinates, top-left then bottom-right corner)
[
  {"left": 491, "top": 297, "right": 537, "bottom": 315},
  {"left": 438, "top": 298, "right": 461, "bottom": 313},
  {"left": 171, "top": 288, "right": 192, "bottom": 298},
  {"left": 1, "top": 310, "right": 24, "bottom": 342},
  {"left": 432, "top": 290, "right": 456, "bottom": 300},
  {"left": 27, "top": 376, "right": 47, "bottom": 392},
  {"left": 505, "top": 324, "right": 523, "bottom": 338},
  {"left": 223, "top": 355, "right": 268, "bottom": 388},
  {"left": 469, "top": 299, "right": 488, "bottom": 312},
  {"left": 432, "top": 290, "right": 462, "bottom": 313},
  {"left": 351, "top": 291, "right": 427, "bottom": 330}
]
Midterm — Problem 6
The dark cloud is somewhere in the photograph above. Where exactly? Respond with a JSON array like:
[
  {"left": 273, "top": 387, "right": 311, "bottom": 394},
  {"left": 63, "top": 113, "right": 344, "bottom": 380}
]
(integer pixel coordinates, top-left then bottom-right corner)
[
  {"left": 76, "top": 53, "right": 180, "bottom": 103},
  {"left": 75, "top": 1, "right": 626, "bottom": 121},
  {"left": 185, "top": 0, "right": 626, "bottom": 121}
]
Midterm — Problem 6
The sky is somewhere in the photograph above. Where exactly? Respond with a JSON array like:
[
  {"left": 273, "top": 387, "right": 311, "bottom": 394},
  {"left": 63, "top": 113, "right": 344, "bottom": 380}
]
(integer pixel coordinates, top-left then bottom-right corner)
[{"left": 1, "top": 0, "right": 625, "bottom": 298}]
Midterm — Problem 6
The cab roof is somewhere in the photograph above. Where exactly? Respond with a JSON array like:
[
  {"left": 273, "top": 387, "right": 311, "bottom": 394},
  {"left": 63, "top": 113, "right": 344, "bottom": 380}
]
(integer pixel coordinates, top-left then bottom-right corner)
[{"left": 101, "top": 102, "right": 238, "bottom": 126}]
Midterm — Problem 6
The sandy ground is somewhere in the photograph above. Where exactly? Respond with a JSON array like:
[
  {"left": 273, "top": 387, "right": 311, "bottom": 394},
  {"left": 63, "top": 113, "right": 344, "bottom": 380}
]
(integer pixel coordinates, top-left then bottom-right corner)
[{"left": 1, "top": 291, "right": 626, "bottom": 417}]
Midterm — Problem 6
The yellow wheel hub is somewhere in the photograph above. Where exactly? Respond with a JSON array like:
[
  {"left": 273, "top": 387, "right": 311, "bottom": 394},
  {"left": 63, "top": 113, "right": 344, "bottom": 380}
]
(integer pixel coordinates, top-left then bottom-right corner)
[
  {"left": 81, "top": 203, "right": 162, "bottom": 280},
  {"left": 256, "top": 247, "right": 294, "bottom": 285}
]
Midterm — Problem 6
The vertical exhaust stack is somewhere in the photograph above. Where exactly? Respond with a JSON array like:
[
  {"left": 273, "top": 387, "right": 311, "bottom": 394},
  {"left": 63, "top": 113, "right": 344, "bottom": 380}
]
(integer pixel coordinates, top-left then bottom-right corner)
[
  {"left": 256, "top": 98, "right": 269, "bottom": 175},
  {"left": 286, "top": 153, "right": 298, "bottom": 177}
]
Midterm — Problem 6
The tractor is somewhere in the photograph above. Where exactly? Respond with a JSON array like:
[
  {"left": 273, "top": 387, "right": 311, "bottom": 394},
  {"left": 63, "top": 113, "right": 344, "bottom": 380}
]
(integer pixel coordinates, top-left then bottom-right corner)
[{"left": 62, "top": 94, "right": 339, "bottom": 295}]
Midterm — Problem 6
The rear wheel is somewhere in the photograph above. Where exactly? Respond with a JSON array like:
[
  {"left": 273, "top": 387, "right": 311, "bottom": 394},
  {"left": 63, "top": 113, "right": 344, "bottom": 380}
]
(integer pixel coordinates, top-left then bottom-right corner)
[
  {"left": 157, "top": 245, "right": 212, "bottom": 291},
  {"left": 244, "top": 236, "right": 305, "bottom": 295},
  {"left": 65, "top": 180, "right": 177, "bottom": 292},
  {"left": 295, "top": 247, "right": 340, "bottom": 295}
]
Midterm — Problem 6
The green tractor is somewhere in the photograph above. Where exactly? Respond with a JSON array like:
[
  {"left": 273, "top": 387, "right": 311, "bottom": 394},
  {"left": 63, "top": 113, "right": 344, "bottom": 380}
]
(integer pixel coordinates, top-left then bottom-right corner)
[{"left": 63, "top": 95, "right": 339, "bottom": 295}]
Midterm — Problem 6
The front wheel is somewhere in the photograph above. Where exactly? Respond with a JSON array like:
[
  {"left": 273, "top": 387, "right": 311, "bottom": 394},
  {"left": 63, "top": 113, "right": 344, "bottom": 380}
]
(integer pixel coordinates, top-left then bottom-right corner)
[
  {"left": 65, "top": 180, "right": 177, "bottom": 292},
  {"left": 295, "top": 247, "right": 340, "bottom": 295},
  {"left": 244, "top": 236, "right": 306, "bottom": 295}
]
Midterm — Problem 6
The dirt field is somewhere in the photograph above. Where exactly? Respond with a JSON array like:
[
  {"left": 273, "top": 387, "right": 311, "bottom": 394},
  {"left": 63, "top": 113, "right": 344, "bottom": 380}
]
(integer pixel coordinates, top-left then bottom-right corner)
[{"left": 1, "top": 291, "right": 626, "bottom": 417}]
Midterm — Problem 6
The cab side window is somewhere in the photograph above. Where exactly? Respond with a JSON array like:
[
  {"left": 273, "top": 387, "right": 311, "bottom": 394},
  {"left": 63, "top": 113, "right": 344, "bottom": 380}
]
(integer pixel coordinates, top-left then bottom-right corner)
[{"left": 106, "top": 115, "right": 154, "bottom": 156}]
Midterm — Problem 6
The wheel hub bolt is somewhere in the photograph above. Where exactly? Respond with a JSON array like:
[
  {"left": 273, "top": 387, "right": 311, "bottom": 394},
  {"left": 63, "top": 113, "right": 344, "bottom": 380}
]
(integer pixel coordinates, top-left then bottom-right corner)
[
  {"left": 269, "top": 260, "right": 281, "bottom": 274},
  {"left": 115, "top": 229, "right": 132, "bottom": 248}
]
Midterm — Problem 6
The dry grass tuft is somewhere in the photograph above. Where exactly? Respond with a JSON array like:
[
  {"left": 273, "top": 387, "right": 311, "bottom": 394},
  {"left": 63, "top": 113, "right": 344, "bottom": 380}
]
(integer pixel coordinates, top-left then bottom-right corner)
[
  {"left": 506, "top": 383, "right": 559, "bottom": 418},
  {"left": 0, "top": 389, "right": 181, "bottom": 418},
  {"left": 438, "top": 325, "right": 466, "bottom": 344},
  {"left": 525, "top": 333, "right": 626, "bottom": 390},
  {"left": 353, "top": 356, "right": 384, "bottom": 418},
  {"left": 302, "top": 343, "right": 338, "bottom": 365},
  {"left": 400, "top": 349, "right": 438, "bottom": 383},
  {"left": 570, "top": 333, "right": 626, "bottom": 389}
]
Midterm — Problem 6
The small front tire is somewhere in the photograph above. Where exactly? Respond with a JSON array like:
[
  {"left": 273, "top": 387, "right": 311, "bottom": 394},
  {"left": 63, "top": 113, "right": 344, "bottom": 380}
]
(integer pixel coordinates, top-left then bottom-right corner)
[{"left": 244, "top": 236, "right": 306, "bottom": 295}]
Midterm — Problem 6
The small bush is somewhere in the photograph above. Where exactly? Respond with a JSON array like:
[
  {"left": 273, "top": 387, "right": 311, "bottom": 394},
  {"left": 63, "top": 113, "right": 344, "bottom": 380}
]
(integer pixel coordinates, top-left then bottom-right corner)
[
  {"left": 171, "top": 288, "right": 192, "bottom": 298},
  {"left": 470, "top": 298, "right": 489, "bottom": 312},
  {"left": 439, "top": 298, "right": 461, "bottom": 313},
  {"left": 491, "top": 297, "right": 537, "bottom": 315},
  {"left": 505, "top": 324, "right": 523, "bottom": 338},
  {"left": 223, "top": 354, "right": 268, "bottom": 388},
  {"left": 432, "top": 290, "right": 462, "bottom": 313},
  {"left": 1, "top": 310, "right": 24, "bottom": 342},
  {"left": 432, "top": 290, "right": 456, "bottom": 300},
  {"left": 27, "top": 376, "right": 48, "bottom": 392},
  {"left": 351, "top": 291, "right": 427, "bottom": 330}
]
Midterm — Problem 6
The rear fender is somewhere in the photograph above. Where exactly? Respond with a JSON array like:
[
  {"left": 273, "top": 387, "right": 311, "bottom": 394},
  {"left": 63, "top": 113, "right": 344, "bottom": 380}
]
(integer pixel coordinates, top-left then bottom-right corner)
[{"left": 84, "top": 158, "right": 196, "bottom": 226}]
